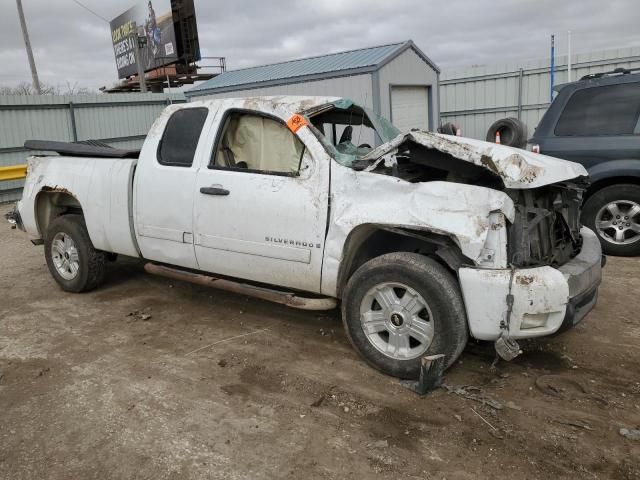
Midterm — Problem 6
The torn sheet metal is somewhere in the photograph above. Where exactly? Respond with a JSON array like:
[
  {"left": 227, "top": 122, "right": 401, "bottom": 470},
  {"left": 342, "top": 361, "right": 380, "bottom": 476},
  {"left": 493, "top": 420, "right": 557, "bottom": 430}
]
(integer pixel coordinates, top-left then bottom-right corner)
[
  {"left": 458, "top": 227, "right": 602, "bottom": 341},
  {"left": 458, "top": 265, "right": 569, "bottom": 340},
  {"left": 361, "top": 131, "right": 588, "bottom": 189},
  {"left": 321, "top": 161, "right": 515, "bottom": 296}
]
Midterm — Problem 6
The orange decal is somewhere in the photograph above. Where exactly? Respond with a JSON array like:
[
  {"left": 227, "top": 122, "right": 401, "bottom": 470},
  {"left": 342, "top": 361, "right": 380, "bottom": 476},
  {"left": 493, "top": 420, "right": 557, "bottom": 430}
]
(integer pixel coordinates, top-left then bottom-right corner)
[{"left": 287, "top": 114, "right": 308, "bottom": 133}]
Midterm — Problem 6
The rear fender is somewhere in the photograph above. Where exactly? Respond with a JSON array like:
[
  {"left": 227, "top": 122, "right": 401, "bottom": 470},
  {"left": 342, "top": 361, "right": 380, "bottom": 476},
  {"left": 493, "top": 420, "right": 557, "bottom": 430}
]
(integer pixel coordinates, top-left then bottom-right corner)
[{"left": 35, "top": 189, "right": 83, "bottom": 238}]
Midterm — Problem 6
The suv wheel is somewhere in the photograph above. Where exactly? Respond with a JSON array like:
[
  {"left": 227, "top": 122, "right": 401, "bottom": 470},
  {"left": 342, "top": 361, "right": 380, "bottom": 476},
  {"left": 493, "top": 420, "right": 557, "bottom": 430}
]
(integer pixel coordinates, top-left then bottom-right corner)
[
  {"left": 582, "top": 184, "right": 640, "bottom": 256},
  {"left": 44, "top": 214, "right": 107, "bottom": 292},
  {"left": 341, "top": 252, "right": 468, "bottom": 379}
]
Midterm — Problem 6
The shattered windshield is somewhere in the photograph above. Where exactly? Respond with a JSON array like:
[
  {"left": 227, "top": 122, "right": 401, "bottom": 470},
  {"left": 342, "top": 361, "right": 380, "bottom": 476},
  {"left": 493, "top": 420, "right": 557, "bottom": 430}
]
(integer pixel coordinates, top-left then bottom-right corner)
[{"left": 303, "top": 99, "right": 401, "bottom": 167}]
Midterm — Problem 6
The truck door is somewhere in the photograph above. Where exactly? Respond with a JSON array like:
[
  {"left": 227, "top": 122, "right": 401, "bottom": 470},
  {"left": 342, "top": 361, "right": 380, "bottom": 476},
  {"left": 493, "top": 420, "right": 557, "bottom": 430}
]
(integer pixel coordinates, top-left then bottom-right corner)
[
  {"left": 134, "top": 105, "right": 213, "bottom": 269},
  {"left": 193, "top": 109, "right": 329, "bottom": 293}
]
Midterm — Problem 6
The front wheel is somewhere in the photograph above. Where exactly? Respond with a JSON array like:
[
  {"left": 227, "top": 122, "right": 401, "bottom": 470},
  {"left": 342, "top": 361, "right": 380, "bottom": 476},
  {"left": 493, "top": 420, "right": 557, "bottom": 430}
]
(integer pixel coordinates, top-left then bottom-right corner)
[
  {"left": 44, "top": 214, "right": 106, "bottom": 292},
  {"left": 341, "top": 253, "right": 468, "bottom": 379},
  {"left": 582, "top": 184, "right": 640, "bottom": 256}
]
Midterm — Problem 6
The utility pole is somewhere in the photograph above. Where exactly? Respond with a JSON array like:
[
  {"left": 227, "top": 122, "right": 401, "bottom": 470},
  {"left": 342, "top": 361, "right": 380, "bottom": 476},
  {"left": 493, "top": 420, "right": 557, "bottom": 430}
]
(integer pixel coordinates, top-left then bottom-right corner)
[
  {"left": 131, "top": 30, "right": 147, "bottom": 93},
  {"left": 15, "top": 0, "right": 41, "bottom": 94},
  {"left": 567, "top": 30, "right": 572, "bottom": 83},
  {"left": 549, "top": 34, "right": 555, "bottom": 102}
]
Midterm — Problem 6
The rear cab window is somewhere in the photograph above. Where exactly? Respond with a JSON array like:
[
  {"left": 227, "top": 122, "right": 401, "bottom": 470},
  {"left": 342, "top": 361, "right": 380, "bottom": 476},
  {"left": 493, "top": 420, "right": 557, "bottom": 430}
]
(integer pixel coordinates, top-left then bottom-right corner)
[
  {"left": 158, "top": 107, "right": 209, "bottom": 166},
  {"left": 554, "top": 82, "right": 640, "bottom": 136}
]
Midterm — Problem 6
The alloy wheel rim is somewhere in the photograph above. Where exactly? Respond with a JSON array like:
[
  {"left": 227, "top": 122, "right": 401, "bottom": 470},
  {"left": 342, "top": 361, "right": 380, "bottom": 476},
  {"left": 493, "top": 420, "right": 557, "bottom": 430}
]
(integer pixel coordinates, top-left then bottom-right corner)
[
  {"left": 359, "top": 282, "right": 434, "bottom": 360},
  {"left": 595, "top": 200, "right": 640, "bottom": 245},
  {"left": 51, "top": 232, "right": 80, "bottom": 280}
]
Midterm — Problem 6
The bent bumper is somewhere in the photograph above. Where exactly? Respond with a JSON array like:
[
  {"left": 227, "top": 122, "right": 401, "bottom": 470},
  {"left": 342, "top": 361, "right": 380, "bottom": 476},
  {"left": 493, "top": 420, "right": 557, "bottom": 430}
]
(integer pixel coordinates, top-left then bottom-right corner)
[{"left": 459, "top": 227, "right": 602, "bottom": 341}]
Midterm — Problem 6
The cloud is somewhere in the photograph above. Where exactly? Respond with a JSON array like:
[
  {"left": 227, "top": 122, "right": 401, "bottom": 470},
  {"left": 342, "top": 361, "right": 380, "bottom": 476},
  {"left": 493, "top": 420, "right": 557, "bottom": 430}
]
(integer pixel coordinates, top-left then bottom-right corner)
[{"left": 2, "top": 0, "right": 639, "bottom": 91}]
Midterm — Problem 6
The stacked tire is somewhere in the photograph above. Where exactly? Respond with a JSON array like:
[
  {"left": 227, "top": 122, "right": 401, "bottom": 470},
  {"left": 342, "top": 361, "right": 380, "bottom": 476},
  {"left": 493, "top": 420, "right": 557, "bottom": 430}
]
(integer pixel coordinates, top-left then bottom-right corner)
[{"left": 486, "top": 118, "right": 527, "bottom": 148}]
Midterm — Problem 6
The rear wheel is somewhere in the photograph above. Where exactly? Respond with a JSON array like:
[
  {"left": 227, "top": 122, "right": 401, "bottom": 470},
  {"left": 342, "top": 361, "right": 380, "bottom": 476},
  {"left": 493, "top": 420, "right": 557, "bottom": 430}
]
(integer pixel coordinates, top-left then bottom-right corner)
[
  {"left": 582, "top": 184, "right": 640, "bottom": 256},
  {"left": 341, "top": 252, "right": 468, "bottom": 379},
  {"left": 44, "top": 215, "right": 106, "bottom": 292}
]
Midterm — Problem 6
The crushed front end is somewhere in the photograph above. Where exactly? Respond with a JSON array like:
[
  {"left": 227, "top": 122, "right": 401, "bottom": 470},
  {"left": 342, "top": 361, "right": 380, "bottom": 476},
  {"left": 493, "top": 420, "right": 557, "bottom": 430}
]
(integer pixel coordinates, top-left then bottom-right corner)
[
  {"left": 303, "top": 102, "right": 603, "bottom": 345},
  {"left": 460, "top": 179, "right": 603, "bottom": 342},
  {"left": 506, "top": 181, "right": 585, "bottom": 268}
]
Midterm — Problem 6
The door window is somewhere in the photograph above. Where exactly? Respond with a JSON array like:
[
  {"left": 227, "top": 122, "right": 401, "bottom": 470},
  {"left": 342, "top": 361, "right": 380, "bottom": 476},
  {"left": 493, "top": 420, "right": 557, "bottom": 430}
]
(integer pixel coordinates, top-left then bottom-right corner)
[
  {"left": 157, "top": 107, "right": 209, "bottom": 166},
  {"left": 211, "top": 111, "right": 305, "bottom": 175},
  {"left": 554, "top": 83, "right": 640, "bottom": 136}
]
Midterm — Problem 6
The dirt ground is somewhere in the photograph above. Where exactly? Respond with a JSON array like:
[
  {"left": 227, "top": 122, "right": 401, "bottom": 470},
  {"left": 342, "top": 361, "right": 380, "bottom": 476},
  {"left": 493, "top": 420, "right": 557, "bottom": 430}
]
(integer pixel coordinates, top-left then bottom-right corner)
[{"left": 1, "top": 203, "right": 639, "bottom": 480}]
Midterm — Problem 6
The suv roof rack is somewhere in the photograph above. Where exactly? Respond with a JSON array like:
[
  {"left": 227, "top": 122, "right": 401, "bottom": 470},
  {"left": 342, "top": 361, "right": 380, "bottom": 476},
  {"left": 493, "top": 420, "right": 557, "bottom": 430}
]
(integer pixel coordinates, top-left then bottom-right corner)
[{"left": 580, "top": 67, "right": 640, "bottom": 81}]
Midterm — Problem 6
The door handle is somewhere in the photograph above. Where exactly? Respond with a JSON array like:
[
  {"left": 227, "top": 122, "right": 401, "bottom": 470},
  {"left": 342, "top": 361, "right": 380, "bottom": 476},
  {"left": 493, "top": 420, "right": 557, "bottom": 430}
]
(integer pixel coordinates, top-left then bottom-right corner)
[{"left": 200, "top": 186, "right": 230, "bottom": 196}]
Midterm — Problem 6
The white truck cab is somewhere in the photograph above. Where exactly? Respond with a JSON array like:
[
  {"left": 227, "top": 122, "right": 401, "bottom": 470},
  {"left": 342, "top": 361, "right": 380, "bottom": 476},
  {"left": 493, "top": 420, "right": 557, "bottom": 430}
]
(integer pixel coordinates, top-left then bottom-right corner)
[{"left": 8, "top": 96, "right": 603, "bottom": 379}]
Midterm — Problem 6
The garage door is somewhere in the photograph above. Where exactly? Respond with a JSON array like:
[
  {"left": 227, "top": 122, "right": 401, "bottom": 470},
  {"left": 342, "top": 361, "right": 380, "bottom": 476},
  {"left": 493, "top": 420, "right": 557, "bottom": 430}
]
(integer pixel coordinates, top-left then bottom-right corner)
[{"left": 391, "top": 86, "right": 429, "bottom": 132}]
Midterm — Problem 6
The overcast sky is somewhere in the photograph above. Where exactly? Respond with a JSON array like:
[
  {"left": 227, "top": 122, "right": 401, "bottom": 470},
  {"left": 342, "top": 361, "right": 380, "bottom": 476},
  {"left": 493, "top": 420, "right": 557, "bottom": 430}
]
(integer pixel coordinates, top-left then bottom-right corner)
[{"left": 2, "top": 0, "right": 639, "bottom": 91}]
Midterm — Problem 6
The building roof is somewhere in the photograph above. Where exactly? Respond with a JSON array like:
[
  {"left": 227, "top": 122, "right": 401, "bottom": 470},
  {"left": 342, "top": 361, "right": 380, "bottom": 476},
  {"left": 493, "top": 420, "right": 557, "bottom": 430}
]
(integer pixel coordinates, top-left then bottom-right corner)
[{"left": 186, "top": 40, "right": 439, "bottom": 97}]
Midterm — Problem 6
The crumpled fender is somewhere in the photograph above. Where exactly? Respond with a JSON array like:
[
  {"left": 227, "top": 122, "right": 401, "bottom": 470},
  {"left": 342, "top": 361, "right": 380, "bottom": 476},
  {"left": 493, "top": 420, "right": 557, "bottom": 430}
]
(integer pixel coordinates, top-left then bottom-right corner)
[
  {"left": 362, "top": 131, "right": 588, "bottom": 189},
  {"left": 320, "top": 162, "right": 515, "bottom": 296}
]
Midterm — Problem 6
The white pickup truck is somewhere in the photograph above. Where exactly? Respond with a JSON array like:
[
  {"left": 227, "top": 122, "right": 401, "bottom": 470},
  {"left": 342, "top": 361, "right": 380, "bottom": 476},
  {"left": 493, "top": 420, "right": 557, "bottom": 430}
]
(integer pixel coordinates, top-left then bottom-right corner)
[{"left": 8, "top": 96, "right": 603, "bottom": 379}]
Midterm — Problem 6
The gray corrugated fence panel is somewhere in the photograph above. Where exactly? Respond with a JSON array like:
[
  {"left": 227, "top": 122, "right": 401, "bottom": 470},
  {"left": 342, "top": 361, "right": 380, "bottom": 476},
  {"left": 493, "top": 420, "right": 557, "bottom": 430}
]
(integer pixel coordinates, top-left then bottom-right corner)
[
  {"left": 0, "top": 93, "right": 185, "bottom": 202},
  {"left": 440, "top": 46, "right": 640, "bottom": 140},
  {"left": 0, "top": 180, "right": 24, "bottom": 203}
]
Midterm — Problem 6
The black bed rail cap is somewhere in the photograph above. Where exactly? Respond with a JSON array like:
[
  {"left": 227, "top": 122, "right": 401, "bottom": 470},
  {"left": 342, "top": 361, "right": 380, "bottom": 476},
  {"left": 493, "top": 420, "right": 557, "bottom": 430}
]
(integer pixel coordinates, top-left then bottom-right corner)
[{"left": 24, "top": 140, "right": 140, "bottom": 159}]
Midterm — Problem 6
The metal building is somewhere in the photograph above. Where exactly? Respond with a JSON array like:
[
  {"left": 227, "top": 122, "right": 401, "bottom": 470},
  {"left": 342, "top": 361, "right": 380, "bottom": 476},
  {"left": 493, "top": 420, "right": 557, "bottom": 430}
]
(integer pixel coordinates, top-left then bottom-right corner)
[
  {"left": 440, "top": 46, "right": 640, "bottom": 140},
  {"left": 186, "top": 40, "right": 440, "bottom": 132}
]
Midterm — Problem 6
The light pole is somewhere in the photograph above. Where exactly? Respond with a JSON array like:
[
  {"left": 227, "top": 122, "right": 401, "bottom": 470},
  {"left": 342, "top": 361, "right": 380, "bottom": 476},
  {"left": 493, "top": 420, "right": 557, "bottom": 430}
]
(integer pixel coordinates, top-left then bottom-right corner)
[
  {"left": 132, "top": 30, "right": 148, "bottom": 93},
  {"left": 550, "top": 34, "right": 555, "bottom": 102},
  {"left": 567, "top": 31, "right": 572, "bottom": 83},
  {"left": 15, "top": 0, "right": 41, "bottom": 94}
]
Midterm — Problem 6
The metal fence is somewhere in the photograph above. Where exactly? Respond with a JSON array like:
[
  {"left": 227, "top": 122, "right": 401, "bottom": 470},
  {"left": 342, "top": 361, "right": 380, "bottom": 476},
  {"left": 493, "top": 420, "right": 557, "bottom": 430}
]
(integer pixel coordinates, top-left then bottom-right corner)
[
  {"left": 0, "top": 93, "right": 185, "bottom": 203},
  {"left": 440, "top": 46, "right": 640, "bottom": 141}
]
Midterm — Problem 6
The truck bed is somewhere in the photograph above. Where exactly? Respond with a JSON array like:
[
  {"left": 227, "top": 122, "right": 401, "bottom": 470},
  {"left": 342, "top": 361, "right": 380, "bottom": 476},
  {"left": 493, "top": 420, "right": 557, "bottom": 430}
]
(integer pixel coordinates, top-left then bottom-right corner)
[{"left": 18, "top": 152, "right": 140, "bottom": 258}]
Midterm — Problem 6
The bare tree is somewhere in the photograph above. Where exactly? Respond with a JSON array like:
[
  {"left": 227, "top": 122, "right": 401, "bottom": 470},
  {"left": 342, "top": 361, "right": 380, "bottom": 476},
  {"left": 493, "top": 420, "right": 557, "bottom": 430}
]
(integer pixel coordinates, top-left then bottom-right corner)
[
  {"left": 10, "top": 82, "right": 38, "bottom": 95},
  {"left": 0, "top": 82, "right": 95, "bottom": 95},
  {"left": 63, "top": 82, "right": 92, "bottom": 95}
]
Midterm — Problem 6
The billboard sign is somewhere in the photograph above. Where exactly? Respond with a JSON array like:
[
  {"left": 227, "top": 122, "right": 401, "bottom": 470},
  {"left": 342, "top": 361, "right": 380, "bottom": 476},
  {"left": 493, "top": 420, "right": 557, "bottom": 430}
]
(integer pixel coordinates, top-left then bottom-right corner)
[{"left": 110, "top": 0, "right": 178, "bottom": 79}]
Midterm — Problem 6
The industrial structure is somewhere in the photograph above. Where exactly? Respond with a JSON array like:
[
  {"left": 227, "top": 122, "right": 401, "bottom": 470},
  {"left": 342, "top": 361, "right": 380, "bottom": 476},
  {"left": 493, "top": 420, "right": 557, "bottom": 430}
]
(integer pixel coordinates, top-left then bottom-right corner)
[
  {"left": 104, "top": 0, "right": 225, "bottom": 93},
  {"left": 186, "top": 40, "right": 441, "bottom": 133},
  {"left": 440, "top": 46, "right": 640, "bottom": 140}
]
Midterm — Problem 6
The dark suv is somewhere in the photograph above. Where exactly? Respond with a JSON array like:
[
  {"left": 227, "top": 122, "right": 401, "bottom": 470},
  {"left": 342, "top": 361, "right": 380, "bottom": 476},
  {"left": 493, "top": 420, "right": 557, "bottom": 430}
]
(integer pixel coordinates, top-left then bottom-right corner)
[{"left": 530, "top": 68, "right": 640, "bottom": 256}]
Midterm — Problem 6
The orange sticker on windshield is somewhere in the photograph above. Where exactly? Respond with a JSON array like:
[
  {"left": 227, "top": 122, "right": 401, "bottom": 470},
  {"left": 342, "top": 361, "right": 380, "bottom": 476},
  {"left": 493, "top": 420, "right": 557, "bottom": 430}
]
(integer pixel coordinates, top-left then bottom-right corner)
[{"left": 287, "top": 114, "right": 308, "bottom": 133}]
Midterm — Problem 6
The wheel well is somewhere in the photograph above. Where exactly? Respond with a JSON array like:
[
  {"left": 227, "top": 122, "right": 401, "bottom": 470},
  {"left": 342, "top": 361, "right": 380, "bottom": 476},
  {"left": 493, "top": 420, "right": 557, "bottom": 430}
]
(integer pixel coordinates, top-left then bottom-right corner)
[
  {"left": 585, "top": 176, "right": 640, "bottom": 202},
  {"left": 336, "top": 225, "right": 469, "bottom": 298},
  {"left": 35, "top": 190, "right": 83, "bottom": 238}
]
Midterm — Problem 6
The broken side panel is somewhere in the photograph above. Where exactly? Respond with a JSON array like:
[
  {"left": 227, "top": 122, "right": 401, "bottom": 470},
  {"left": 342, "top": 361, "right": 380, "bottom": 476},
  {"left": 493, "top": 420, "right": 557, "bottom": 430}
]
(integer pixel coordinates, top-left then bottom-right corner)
[
  {"left": 507, "top": 183, "right": 585, "bottom": 267},
  {"left": 359, "top": 131, "right": 589, "bottom": 190}
]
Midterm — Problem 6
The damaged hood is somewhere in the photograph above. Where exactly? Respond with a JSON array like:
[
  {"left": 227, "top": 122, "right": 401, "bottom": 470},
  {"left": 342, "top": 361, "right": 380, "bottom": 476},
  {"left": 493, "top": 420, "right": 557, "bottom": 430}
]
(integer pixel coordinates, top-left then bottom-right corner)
[{"left": 363, "top": 131, "right": 588, "bottom": 189}]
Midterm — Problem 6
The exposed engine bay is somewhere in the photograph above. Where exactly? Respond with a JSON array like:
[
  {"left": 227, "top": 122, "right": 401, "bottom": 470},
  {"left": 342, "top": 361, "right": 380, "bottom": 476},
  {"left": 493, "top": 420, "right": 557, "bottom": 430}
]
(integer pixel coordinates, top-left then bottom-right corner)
[
  {"left": 506, "top": 184, "right": 585, "bottom": 267},
  {"left": 304, "top": 100, "right": 589, "bottom": 269}
]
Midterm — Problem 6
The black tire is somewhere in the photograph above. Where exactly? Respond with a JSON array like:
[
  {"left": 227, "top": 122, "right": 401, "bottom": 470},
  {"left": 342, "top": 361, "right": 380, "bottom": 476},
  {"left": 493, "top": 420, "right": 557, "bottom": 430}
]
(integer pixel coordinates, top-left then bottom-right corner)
[
  {"left": 438, "top": 122, "right": 457, "bottom": 135},
  {"left": 485, "top": 117, "right": 527, "bottom": 148},
  {"left": 341, "top": 253, "right": 468, "bottom": 379},
  {"left": 582, "top": 184, "right": 640, "bottom": 256},
  {"left": 44, "top": 214, "right": 106, "bottom": 292}
]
